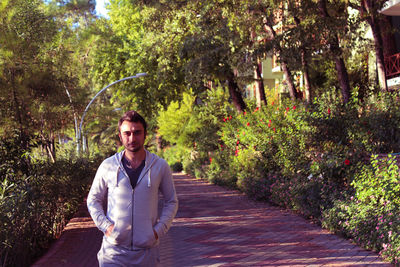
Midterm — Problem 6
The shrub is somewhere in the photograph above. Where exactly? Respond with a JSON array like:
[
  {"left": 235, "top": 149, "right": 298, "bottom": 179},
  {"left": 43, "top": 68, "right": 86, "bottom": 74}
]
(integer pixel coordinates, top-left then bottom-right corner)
[
  {"left": 322, "top": 155, "right": 400, "bottom": 265},
  {"left": 171, "top": 162, "right": 183, "bottom": 172},
  {"left": 0, "top": 133, "right": 100, "bottom": 266},
  {"left": 233, "top": 148, "right": 271, "bottom": 200}
]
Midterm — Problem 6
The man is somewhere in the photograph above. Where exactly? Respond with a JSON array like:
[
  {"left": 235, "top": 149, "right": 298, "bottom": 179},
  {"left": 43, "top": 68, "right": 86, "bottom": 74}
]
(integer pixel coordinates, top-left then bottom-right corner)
[{"left": 87, "top": 110, "right": 178, "bottom": 266}]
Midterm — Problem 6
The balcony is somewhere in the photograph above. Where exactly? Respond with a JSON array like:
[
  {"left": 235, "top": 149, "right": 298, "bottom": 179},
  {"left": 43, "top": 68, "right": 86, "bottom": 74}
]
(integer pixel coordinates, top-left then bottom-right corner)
[{"left": 385, "top": 52, "right": 400, "bottom": 78}]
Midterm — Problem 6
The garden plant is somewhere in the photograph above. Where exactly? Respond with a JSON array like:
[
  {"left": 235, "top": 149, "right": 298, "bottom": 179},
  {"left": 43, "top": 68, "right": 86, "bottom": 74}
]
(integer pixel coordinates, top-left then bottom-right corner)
[{"left": 158, "top": 88, "right": 400, "bottom": 265}]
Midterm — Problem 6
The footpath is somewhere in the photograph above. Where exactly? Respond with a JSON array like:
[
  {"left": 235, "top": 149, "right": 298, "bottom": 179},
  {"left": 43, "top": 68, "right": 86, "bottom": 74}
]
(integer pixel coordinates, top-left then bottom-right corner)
[{"left": 33, "top": 173, "right": 393, "bottom": 267}]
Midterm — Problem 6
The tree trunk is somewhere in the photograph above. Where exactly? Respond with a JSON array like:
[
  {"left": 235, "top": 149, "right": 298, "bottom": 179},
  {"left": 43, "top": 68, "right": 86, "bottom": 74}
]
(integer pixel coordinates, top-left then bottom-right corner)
[
  {"left": 294, "top": 15, "right": 312, "bottom": 103},
  {"left": 255, "top": 60, "right": 267, "bottom": 105},
  {"left": 264, "top": 21, "right": 298, "bottom": 100},
  {"left": 226, "top": 71, "right": 246, "bottom": 112},
  {"left": 318, "top": 0, "right": 351, "bottom": 104},
  {"left": 334, "top": 57, "right": 351, "bottom": 103},
  {"left": 363, "top": 0, "right": 387, "bottom": 91},
  {"left": 280, "top": 60, "right": 298, "bottom": 100},
  {"left": 301, "top": 49, "right": 312, "bottom": 103}
]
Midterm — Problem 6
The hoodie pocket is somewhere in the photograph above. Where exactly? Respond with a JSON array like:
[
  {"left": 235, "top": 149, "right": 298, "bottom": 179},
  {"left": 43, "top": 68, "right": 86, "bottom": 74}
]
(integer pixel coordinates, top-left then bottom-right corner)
[
  {"left": 106, "top": 184, "right": 133, "bottom": 246},
  {"left": 132, "top": 218, "right": 157, "bottom": 248}
]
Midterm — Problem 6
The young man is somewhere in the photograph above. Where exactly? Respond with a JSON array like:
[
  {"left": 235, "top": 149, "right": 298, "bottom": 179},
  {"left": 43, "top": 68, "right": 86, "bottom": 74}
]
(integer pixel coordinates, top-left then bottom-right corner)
[{"left": 87, "top": 110, "right": 178, "bottom": 266}]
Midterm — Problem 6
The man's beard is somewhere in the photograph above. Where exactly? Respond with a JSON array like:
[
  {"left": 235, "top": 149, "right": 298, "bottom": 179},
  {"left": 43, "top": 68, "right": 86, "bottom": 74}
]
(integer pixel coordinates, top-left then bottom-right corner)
[{"left": 126, "top": 143, "right": 142, "bottom": 152}]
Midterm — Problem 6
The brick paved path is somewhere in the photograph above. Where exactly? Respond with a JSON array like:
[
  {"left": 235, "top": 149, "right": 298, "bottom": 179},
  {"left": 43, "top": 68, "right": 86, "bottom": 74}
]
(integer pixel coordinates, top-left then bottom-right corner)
[{"left": 33, "top": 173, "right": 393, "bottom": 267}]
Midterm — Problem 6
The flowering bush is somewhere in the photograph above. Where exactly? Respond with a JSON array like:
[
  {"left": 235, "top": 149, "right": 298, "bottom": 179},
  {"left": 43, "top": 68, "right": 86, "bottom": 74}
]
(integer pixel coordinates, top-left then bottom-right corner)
[
  {"left": 322, "top": 155, "right": 400, "bottom": 264},
  {"left": 161, "top": 88, "right": 400, "bottom": 265}
]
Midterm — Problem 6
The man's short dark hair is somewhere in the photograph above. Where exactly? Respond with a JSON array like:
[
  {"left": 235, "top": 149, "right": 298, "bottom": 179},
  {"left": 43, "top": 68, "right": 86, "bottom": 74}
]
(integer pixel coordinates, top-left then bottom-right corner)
[{"left": 118, "top": 110, "right": 147, "bottom": 134}]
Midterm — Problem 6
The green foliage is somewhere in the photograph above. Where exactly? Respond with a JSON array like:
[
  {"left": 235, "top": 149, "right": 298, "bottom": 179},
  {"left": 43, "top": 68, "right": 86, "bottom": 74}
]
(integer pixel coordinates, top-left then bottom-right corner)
[
  {"left": 157, "top": 90, "right": 199, "bottom": 148},
  {"left": 322, "top": 195, "right": 400, "bottom": 265},
  {"left": 206, "top": 149, "right": 236, "bottom": 188},
  {"left": 159, "top": 145, "right": 191, "bottom": 172},
  {"left": 352, "top": 155, "right": 400, "bottom": 208},
  {"left": 171, "top": 88, "right": 400, "bottom": 264},
  {"left": 0, "top": 134, "right": 100, "bottom": 266},
  {"left": 234, "top": 148, "right": 271, "bottom": 201}
]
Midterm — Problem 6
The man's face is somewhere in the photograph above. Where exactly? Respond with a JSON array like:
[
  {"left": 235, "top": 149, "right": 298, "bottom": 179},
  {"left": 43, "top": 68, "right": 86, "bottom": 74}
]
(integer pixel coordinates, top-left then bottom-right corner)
[{"left": 119, "top": 121, "right": 146, "bottom": 153}]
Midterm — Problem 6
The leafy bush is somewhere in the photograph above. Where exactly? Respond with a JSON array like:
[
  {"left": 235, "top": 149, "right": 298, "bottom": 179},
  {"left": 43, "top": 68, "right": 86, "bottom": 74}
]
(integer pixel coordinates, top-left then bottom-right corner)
[
  {"left": 171, "top": 162, "right": 183, "bottom": 172},
  {"left": 234, "top": 148, "right": 271, "bottom": 201},
  {"left": 158, "top": 88, "right": 400, "bottom": 265},
  {"left": 322, "top": 155, "right": 400, "bottom": 265},
  {"left": 0, "top": 133, "right": 100, "bottom": 266},
  {"left": 206, "top": 149, "right": 237, "bottom": 188}
]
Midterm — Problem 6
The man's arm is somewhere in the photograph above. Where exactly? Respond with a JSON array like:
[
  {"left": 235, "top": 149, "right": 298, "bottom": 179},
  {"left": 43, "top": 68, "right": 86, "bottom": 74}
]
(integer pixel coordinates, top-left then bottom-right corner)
[
  {"left": 153, "top": 162, "right": 178, "bottom": 238},
  {"left": 87, "top": 163, "right": 113, "bottom": 234}
]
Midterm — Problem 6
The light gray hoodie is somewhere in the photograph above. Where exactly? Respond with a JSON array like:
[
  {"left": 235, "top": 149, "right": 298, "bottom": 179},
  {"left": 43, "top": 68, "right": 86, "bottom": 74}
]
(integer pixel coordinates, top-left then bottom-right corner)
[{"left": 87, "top": 150, "right": 178, "bottom": 250}]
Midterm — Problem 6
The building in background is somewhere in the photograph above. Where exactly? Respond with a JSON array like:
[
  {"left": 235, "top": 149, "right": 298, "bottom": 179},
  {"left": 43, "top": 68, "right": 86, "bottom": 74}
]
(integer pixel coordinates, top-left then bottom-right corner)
[{"left": 382, "top": 0, "right": 400, "bottom": 90}]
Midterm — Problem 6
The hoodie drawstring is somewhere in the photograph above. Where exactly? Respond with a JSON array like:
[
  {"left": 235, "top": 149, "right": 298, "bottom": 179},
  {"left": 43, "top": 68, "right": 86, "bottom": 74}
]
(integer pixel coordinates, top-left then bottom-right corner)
[
  {"left": 147, "top": 168, "right": 151, "bottom": 187},
  {"left": 115, "top": 166, "right": 120, "bottom": 187}
]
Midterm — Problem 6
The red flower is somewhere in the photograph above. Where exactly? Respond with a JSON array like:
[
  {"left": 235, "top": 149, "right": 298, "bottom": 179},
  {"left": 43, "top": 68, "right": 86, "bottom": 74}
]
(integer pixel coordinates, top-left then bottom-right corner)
[
  {"left": 268, "top": 123, "right": 271, "bottom": 128},
  {"left": 247, "top": 122, "right": 250, "bottom": 126},
  {"left": 344, "top": 159, "right": 350, "bottom": 165},
  {"left": 237, "top": 140, "right": 240, "bottom": 145},
  {"left": 328, "top": 108, "right": 331, "bottom": 115},
  {"left": 243, "top": 111, "right": 247, "bottom": 116},
  {"left": 254, "top": 107, "right": 259, "bottom": 112},
  {"left": 223, "top": 118, "right": 226, "bottom": 122},
  {"left": 286, "top": 107, "right": 290, "bottom": 111},
  {"left": 293, "top": 105, "right": 296, "bottom": 110},
  {"left": 209, "top": 157, "right": 213, "bottom": 163},
  {"left": 273, "top": 128, "right": 276, "bottom": 132}
]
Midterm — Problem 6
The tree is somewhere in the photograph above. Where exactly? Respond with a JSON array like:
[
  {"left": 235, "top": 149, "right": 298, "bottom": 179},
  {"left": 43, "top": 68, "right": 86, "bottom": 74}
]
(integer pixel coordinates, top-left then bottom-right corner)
[
  {"left": 0, "top": 0, "right": 97, "bottom": 160},
  {"left": 348, "top": 0, "right": 389, "bottom": 91},
  {"left": 317, "top": 0, "right": 351, "bottom": 103}
]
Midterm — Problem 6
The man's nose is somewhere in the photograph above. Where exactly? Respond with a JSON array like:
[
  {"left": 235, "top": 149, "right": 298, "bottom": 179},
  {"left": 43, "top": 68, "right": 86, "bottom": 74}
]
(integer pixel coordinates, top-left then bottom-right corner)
[{"left": 129, "top": 133, "right": 136, "bottom": 142}]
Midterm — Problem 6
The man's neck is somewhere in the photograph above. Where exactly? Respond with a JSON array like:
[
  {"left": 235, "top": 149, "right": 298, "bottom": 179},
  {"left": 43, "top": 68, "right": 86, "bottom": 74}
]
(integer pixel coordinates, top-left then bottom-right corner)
[{"left": 124, "top": 148, "right": 146, "bottom": 164}]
